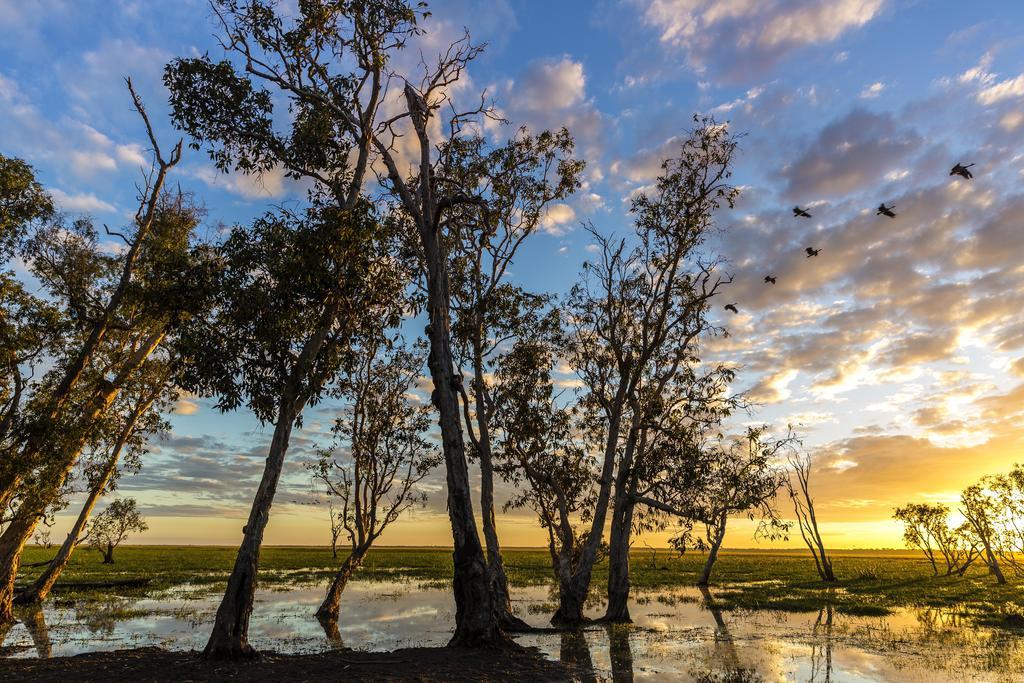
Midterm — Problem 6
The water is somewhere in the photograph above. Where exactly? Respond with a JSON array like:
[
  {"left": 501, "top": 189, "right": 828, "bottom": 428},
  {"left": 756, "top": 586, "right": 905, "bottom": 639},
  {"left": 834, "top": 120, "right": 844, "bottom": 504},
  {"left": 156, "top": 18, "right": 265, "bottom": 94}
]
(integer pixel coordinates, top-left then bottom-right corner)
[{"left": 2, "top": 579, "right": 1023, "bottom": 681}]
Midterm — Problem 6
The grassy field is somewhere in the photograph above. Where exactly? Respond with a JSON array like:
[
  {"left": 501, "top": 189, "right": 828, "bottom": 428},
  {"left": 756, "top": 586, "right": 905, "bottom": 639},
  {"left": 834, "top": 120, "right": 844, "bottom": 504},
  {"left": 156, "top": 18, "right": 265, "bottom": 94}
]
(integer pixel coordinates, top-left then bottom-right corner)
[{"left": 17, "top": 545, "right": 1024, "bottom": 628}]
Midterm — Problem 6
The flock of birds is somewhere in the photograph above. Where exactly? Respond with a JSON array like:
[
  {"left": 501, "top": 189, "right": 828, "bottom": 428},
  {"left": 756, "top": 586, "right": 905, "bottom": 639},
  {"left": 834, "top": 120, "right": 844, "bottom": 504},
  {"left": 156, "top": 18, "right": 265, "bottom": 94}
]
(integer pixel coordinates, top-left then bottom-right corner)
[{"left": 722, "top": 162, "right": 976, "bottom": 315}]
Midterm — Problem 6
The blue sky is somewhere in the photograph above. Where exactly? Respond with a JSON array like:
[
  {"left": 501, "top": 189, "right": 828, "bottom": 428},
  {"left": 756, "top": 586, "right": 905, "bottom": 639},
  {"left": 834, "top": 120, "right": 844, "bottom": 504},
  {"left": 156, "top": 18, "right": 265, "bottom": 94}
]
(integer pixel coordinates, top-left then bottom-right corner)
[{"left": 3, "top": 0, "right": 1024, "bottom": 547}]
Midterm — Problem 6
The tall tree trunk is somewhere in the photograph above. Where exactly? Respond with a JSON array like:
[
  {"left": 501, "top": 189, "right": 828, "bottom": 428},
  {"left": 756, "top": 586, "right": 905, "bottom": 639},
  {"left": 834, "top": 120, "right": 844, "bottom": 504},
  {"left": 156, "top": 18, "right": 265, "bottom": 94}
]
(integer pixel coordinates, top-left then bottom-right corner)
[
  {"left": 315, "top": 543, "right": 368, "bottom": 631},
  {"left": 605, "top": 495, "right": 635, "bottom": 622},
  {"left": 203, "top": 395, "right": 300, "bottom": 659},
  {"left": 102, "top": 544, "right": 114, "bottom": 564},
  {"left": 421, "top": 231, "right": 504, "bottom": 648},
  {"left": 605, "top": 422, "right": 641, "bottom": 623},
  {"left": 697, "top": 515, "right": 728, "bottom": 586},
  {"left": 471, "top": 337, "right": 528, "bottom": 632},
  {"left": 16, "top": 391, "right": 151, "bottom": 606}
]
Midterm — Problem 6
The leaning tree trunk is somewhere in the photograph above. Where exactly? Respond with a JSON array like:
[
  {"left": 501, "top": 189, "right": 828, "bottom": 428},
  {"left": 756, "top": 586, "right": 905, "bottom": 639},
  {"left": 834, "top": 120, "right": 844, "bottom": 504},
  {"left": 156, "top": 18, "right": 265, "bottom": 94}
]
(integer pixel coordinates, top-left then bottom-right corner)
[
  {"left": 16, "top": 400, "right": 146, "bottom": 606},
  {"left": 471, "top": 340, "right": 529, "bottom": 631},
  {"left": 315, "top": 543, "right": 369, "bottom": 632},
  {"left": 0, "top": 328, "right": 166, "bottom": 624},
  {"left": 0, "top": 513, "right": 38, "bottom": 624},
  {"left": 697, "top": 515, "right": 728, "bottom": 586},
  {"left": 203, "top": 296, "right": 342, "bottom": 658},
  {"left": 421, "top": 230, "right": 504, "bottom": 647},
  {"left": 203, "top": 394, "right": 301, "bottom": 659}
]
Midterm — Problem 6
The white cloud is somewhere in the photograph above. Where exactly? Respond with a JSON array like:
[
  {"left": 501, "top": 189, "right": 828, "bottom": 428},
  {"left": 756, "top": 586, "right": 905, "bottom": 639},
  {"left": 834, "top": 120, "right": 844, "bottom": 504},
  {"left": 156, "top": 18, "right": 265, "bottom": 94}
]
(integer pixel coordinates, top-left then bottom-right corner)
[
  {"left": 859, "top": 81, "right": 885, "bottom": 99},
  {"left": 515, "top": 57, "right": 586, "bottom": 111},
  {"left": 49, "top": 188, "right": 116, "bottom": 214},
  {"left": 540, "top": 203, "right": 577, "bottom": 235},
  {"left": 977, "top": 73, "right": 1024, "bottom": 105},
  {"left": 636, "top": 0, "right": 886, "bottom": 78}
]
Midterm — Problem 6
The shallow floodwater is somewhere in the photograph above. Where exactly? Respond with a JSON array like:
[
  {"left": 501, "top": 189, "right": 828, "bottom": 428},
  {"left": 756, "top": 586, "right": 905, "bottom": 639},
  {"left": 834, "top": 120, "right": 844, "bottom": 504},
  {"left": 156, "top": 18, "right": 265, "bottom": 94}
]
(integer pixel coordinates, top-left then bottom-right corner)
[{"left": 2, "top": 578, "right": 1023, "bottom": 682}]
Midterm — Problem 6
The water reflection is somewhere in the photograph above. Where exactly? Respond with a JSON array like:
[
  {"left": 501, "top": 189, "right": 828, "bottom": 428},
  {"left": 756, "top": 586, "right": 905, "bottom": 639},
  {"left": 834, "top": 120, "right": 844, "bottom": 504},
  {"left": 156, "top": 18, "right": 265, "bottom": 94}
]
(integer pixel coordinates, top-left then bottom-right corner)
[
  {"left": 559, "top": 628, "right": 597, "bottom": 682},
  {"left": 810, "top": 605, "right": 834, "bottom": 682},
  {"left": 1, "top": 579, "right": 1023, "bottom": 681}
]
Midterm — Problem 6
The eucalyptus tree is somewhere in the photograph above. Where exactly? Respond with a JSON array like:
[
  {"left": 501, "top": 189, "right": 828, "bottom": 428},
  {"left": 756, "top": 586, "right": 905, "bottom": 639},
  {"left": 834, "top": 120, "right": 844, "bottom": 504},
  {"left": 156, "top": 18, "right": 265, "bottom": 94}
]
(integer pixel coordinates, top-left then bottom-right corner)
[
  {"left": 490, "top": 315, "right": 601, "bottom": 618},
  {"left": 87, "top": 497, "right": 147, "bottom": 564},
  {"left": 445, "top": 128, "right": 582, "bottom": 629},
  {"left": 893, "top": 503, "right": 949, "bottom": 576},
  {"left": 986, "top": 465, "right": 1024, "bottom": 575},
  {"left": 787, "top": 452, "right": 837, "bottom": 582},
  {"left": 959, "top": 480, "right": 1006, "bottom": 584},
  {"left": 558, "top": 117, "right": 738, "bottom": 624},
  {"left": 0, "top": 87, "right": 199, "bottom": 624},
  {"left": 173, "top": 200, "right": 407, "bottom": 657},
  {"left": 309, "top": 333, "right": 439, "bottom": 633},
  {"left": 16, "top": 360, "right": 174, "bottom": 605},
  {"left": 0, "top": 155, "right": 59, "bottom": 456},
  {"left": 643, "top": 427, "right": 790, "bottom": 587},
  {"left": 166, "top": 0, "right": 510, "bottom": 647}
]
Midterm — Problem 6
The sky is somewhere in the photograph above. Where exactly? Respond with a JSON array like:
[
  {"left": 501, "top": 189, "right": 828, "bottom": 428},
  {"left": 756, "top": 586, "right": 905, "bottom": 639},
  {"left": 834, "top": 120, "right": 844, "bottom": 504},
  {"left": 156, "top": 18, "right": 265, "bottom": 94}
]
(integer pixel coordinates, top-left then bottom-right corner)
[{"left": 2, "top": 0, "right": 1024, "bottom": 549}]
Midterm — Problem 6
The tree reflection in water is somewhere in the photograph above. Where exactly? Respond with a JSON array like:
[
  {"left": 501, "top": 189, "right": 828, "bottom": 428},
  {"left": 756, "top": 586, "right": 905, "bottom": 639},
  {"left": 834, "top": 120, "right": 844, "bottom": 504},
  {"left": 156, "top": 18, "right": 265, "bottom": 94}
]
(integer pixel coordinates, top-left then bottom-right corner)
[
  {"left": 559, "top": 627, "right": 597, "bottom": 682},
  {"left": 810, "top": 604, "right": 834, "bottom": 682}
]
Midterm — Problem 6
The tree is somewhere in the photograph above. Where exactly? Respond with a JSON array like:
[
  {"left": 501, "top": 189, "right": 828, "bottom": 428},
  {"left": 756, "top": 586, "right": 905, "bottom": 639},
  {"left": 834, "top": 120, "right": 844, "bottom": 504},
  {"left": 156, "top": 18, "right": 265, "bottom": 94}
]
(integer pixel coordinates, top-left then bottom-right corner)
[
  {"left": 646, "top": 427, "right": 790, "bottom": 586},
  {"left": 0, "top": 154, "right": 59, "bottom": 460},
  {"left": 446, "top": 128, "right": 582, "bottom": 630},
  {"left": 786, "top": 451, "right": 837, "bottom": 583},
  {"left": 559, "top": 117, "right": 738, "bottom": 623},
  {"left": 172, "top": 201, "right": 406, "bottom": 657},
  {"left": 987, "top": 464, "right": 1024, "bottom": 576},
  {"left": 894, "top": 503, "right": 949, "bottom": 576},
  {"left": 960, "top": 481, "right": 1006, "bottom": 584},
  {"left": 310, "top": 333, "right": 440, "bottom": 633},
  {"left": 893, "top": 502, "right": 980, "bottom": 577},
  {"left": 165, "top": 0, "right": 425, "bottom": 655},
  {"left": 16, "top": 360, "right": 174, "bottom": 605},
  {"left": 88, "top": 498, "right": 147, "bottom": 564},
  {"left": 0, "top": 83, "right": 196, "bottom": 624},
  {"left": 491, "top": 322, "right": 598, "bottom": 622}
]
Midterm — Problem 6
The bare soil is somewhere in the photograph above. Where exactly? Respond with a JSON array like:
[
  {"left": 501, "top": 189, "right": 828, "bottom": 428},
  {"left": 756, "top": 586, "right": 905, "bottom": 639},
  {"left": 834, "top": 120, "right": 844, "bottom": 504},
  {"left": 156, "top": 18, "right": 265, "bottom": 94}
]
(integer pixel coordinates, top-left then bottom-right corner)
[{"left": 0, "top": 645, "right": 574, "bottom": 682}]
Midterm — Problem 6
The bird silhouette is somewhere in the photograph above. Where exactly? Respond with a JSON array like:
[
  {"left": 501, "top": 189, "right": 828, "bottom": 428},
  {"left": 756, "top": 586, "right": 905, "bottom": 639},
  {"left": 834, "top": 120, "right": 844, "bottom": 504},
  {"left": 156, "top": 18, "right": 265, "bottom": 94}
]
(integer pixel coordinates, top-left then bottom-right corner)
[
  {"left": 764, "top": 275, "right": 777, "bottom": 284},
  {"left": 805, "top": 247, "right": 820, "bottom": 257},
  {"left": 724, "top": 303, "right": 739, "bottom": 314},
  {"left": 950, "top": 162, "right": 974, "bottom": 180},
  {"left": 793, "top": 206, "right": 812, "bottom": 218},
  {"left": 876, "top": 203, "right": 896, "bottom": 218}
]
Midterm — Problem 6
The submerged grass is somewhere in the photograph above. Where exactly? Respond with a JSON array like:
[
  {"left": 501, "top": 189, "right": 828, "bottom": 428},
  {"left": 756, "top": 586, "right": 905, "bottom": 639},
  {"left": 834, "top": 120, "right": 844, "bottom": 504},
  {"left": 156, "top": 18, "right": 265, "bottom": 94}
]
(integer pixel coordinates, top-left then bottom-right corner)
[{"left": 16, "top": 545, "right": 1024, "bottom": 628}]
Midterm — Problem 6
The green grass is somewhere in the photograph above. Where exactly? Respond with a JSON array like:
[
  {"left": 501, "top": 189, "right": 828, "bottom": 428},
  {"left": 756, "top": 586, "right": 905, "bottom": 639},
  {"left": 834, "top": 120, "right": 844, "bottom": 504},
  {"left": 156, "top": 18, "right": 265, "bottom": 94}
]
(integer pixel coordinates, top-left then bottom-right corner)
[{"left": 17, "top": 545, "right": 1024, "bottom": 628}]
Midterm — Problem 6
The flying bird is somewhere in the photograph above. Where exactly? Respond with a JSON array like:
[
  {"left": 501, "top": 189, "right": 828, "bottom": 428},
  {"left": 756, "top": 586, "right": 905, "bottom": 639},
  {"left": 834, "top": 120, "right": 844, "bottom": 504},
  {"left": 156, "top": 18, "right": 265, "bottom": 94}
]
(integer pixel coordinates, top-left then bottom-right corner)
[
  {"left": 724, "top": 303, "right": 739, "bottom": 314},
  {"left": 950, "top": 162, "right": 974, "bottom": 180},
  {"left": 876, "top": 203, "right": 896, "bottom": 218},
  {"left": 805, "top": 247, "right": 820, "bottom": 257},
  {"left": 793, "top": 206, "right": 812, "bottom": 218},
  {"left": 764, "top": 275, "right": 777, "bottom": 284}
]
